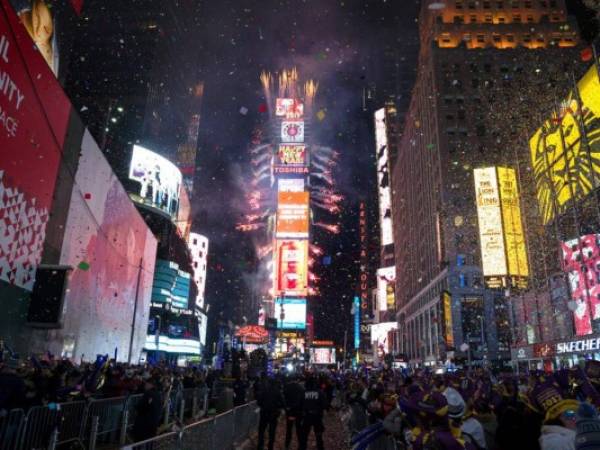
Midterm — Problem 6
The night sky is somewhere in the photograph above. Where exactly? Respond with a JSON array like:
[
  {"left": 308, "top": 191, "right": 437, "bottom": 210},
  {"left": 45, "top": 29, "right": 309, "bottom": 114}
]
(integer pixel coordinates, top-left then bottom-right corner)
[{"left": 191, "top": 0, "right": 420, "bottom": 350}]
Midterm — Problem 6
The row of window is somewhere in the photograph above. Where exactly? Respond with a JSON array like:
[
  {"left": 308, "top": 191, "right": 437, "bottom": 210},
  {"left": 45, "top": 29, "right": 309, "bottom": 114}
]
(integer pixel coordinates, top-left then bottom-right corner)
[
  {"left": 440, "top": 33, "right": 573, "bottom": 45},
  {"left": 451, "top": 13, "right": 562, "bottom": 23},
  {"left": 456, "top": 0, "right": 558, "bottom": 9}
]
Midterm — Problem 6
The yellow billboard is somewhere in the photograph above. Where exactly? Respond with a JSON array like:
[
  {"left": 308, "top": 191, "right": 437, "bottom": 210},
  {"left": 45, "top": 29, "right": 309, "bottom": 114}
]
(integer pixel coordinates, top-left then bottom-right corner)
[
  {"left": 529, "top": 61, "right": 600, "bottom": 225},
  {"left": 442, "top": 291, "right": 454, "bottom": 348},
  {"left": 498, "top": 167, "right": 529, "bottom": 278},
  {"left": 474, "top": 167, "right": 529, "bottom": 288}
]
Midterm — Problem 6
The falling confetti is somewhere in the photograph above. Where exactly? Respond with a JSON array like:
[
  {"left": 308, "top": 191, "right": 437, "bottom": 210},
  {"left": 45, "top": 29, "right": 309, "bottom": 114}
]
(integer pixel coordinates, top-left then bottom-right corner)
[{"left": 78, "top": 261, "right": 90, "bottom": 271}]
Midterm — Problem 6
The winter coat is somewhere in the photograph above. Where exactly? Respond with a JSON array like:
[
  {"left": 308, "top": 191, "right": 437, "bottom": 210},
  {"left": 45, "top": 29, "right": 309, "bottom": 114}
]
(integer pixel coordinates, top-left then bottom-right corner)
[
  {"left": 539, "top": 425, "right": 576, "bottom": 450},
  {"left": 283, "top": 381, "right": 305, "bottom": 417},
  {"left": 461, "top": 417, "right": 487, "bottom": 449}
]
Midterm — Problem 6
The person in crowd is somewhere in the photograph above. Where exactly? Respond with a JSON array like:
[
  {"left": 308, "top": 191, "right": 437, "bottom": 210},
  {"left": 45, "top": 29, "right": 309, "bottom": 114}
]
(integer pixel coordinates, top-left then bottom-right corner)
[
  {"left": 299, "top": 376, "right": 327, "bottom": 450},
  {"left": 256, "top": 377, "right": 285, "bottom": 450},
  {"left": 284, "top": 375, "right": 305, "bottom": 450},
  {"left": 132, "top": 375, "right": 163, "bottom": 442},
  {"left": 234, "top": 373, "right": 249, "bottom": 407}
]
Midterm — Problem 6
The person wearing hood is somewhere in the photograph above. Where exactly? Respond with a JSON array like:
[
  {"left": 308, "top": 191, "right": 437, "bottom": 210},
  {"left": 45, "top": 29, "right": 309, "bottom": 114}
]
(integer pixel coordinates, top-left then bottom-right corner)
[
  {"left": 539, "top": 400, "right": 579, "bottom": 450},
  {"left": 443, "top": 386, "right": 487, "bottom": 449}
]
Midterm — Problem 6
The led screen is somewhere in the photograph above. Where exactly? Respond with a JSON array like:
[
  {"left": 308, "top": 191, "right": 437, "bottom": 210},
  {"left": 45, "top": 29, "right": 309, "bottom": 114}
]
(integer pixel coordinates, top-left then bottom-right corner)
[
  {"left": 276, "top": 191, "right": 309, "bottom": 238},
  {"left": 151, "top": 259, "right": 190, "bottom": 309},
  {"left": 278, "top": 178, "right": 305, "bottom": 192},
  {"left": 530, "top": 60, "right": 600, "bottom": 224},
  {"left": 442, "top": 291, "right": 454, "bottom": 347},
  {"left": 376, "top": 266, "right": 396, "bottom": 311},
  {"left": 370, "top": 322, "right": 397, "bottom": 353},
  {"left": 281, "top": 121, "right": 304, "bottom": 143},
  {"left": 375, "top": 108, "right": 394, "bottom": 246},
  {"left": 275, "top": 98, "right": 304, "bottom": 118},
  {"left": 561, "top": 234, "right": 600, "bottom": 336},
  {"left": 310, "top": 347, "right": 336, "bottom": 365},
  {"left": 129, "top": 145, "right": 182, "bottom": 219},
  {"left": 275, "top": 298, "right": 307, "bottom": 330},
  {"left": 277, "top": 144, "right": 307, "bottom": 166},
  {"left": 273, "top": 240, "right": 309, "bottom": 297},
  {"left": 474, "top": 167, "right": 507, "bottom": 277}
]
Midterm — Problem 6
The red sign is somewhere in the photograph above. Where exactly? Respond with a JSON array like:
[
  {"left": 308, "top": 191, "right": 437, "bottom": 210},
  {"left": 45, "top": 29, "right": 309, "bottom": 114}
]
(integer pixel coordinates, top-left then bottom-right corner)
[
  {"left": 359, "top": 202, "right": 369, "bottom": 315},
  {"left": 0, "top": 1, "right": 71, "bottom": 289}
]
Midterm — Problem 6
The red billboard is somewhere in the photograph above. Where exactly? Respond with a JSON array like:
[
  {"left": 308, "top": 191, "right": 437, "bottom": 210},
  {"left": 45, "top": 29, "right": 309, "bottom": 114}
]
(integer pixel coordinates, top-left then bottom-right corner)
[
  {"left": 0, "top": 1, "right": 71, "bottom": 290},
  {"left": 273, "top": 239, "right": 308, "bottom": 297}
]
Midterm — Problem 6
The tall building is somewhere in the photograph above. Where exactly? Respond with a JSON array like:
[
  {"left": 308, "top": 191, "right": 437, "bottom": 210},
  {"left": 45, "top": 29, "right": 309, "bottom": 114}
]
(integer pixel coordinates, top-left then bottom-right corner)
[{"left": 391, "top": 0, "right": 581, "bottom": 366}]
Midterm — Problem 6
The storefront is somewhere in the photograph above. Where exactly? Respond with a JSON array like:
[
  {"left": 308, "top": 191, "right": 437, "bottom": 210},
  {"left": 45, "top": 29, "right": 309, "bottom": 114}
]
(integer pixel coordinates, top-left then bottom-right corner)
[{"left": 511, "top": 334, "right": 600, "bottom": 372}]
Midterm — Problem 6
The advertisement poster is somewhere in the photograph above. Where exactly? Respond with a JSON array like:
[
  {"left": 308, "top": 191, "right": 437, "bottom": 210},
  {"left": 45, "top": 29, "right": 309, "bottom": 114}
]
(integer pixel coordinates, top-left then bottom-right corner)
[
  {"left": 276, "top": 98, "right": 304, "bottom": 119},
  {"left": 561, "top": 234, "right": 600, "bottom": 335},
  {"left": 273, "top": 239, "right": 308, "bottom": 297},
  {"left": 310, "top": 347, "right": 336, "bottom": 365},
  {"left": 497, "top": 167, "right": 529, "bottom": 281},
  {"left": 376, "top": 266, "right": 396, "bottom": 312},
  {"left": 129, "top": 145, "right": 182, "bottom": 219},
  {"left": 277, "top": 144, "right": 307, "bottom": 166},
  {"left": 474, "top": 167, "right": 508, "bottom": 277},
  {"left": 281, "top": 121, "right": 304, "bottom": 143},
  {"left": 370, "top": 322, "right": 397, "bottom": 354},
  {"left": 442, "top": 290, "right": 454, "bottom": 347},
  {"left": 375, "top": 108, "right": 393, "bottom": 246},
  {"left": 275, "top": 297, "right": 306, "bottom": 329},
  {"left": 0, "top": 2, "right": 71, "bottom": 290},
  {"left": 276, "top": 191, "right": 309, "bottom": 238},
  {"left": 354, "top": 296, "right": 360, "bottom": 349}
]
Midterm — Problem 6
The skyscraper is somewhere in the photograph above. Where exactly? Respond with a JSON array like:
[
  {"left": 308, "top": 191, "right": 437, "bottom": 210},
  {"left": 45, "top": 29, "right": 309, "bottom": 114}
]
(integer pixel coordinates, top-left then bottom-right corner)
[{"left": 391, "top": 0, "right": 581, "bottom": 365}]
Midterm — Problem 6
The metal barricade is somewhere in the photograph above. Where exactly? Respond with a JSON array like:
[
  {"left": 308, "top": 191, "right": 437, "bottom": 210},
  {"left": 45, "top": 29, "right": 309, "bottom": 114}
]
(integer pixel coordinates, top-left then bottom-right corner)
[
  {"left": 120, "top": 394, "right": 144, "bottom": 446},
  {"left": 212, "top": 410, "right": 235, "bottom": 450},
  {"left": 86, "top": 396, "right": 127, "bottom": 448},
  {"left": 0, "top": 409, "right": 24, "bottom": 450},
  {"left": 18, "top": 401, "right": 87, "bottom": 450},
  {"left": 233, "top": 404, "right": 249, "bottom": 446},
  {"left": 121, "top": 431, "right": 180, "bottom": 450},
  {"left": 180, "top": 388, "right": 195, "bottom": 422},
  {"left": 180, "top": 417, "right": 213, "bottom": 450}
]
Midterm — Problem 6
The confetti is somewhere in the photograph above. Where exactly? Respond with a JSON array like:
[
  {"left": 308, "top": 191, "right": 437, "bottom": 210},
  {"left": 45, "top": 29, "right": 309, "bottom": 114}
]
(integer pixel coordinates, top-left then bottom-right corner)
[{"left": 78, "top": 261, "right": 90, "bottom": 271}]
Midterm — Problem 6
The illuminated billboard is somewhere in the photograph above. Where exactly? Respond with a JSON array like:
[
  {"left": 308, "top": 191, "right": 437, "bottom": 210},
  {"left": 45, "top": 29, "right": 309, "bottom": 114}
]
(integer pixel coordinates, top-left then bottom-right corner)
[
  {"left": 375, "top": 108, "right": 394, "bottom": 246},
  {"left": 276, "top": 191, "right": 310, "bottom": 238},
  {"left": 273, "top": 240, "right": 309, "bottom": 297},
  {"left": 276, "top": 98, "right": 304, "bottom": 119},
  {"left": 370, "top": 322, "right": 397, "bottom": 354},
  {"left": 530, "top": 60, "right": 600, "bottom": 225},
  {"left": 151, "top": 260, "right": 190, "bottom": 309},
  {"left": 474, "top": 167, "right": 528, "bottom": 288},
  {"left": 275, "top": 298, "right": 307, "bottom": 330},
  {"left": 129, "top": 145, "right": 182, "bottom": 219},
  {"left": 310, "top": 347, "right": 336, "bottom": 364},
  {"left": 281, "top": 121, "right": 304, "bottom": 143},
  {"left": 442, "top": 291, "right": 454, "bottom": 347},
  {"left": 277, "top": 144, "right": 307, "bottom": 166},
  {"left": 278, "top": 178, "right": 305, "bottom": 192},
  {"left": 376, "top": 267, "right": 396, "bottom": 311},
  {"left": 561, "top": 234, "right": 600, "bottom": 336}
]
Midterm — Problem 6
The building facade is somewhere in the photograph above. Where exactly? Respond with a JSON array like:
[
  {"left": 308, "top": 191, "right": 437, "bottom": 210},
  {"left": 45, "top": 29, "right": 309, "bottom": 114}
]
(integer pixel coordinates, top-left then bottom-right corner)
[{"left": 392, "top": 0, "right": 581, "bottom": 366}]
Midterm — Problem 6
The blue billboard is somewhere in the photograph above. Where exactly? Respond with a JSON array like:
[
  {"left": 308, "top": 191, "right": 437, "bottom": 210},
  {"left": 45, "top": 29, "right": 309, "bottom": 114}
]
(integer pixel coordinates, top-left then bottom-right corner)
[{"left": 275, "top": 298, "right": 307, "bottom": 330}]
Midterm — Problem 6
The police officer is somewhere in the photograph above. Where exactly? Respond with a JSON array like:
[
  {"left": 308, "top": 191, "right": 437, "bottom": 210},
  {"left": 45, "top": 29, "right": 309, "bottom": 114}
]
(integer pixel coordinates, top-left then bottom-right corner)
[
  {"left": 299, "top": 376, "right": 327, "bottom": 450},
  {"left": 284, "top": 375, "right": 305, "bottom": 450}
]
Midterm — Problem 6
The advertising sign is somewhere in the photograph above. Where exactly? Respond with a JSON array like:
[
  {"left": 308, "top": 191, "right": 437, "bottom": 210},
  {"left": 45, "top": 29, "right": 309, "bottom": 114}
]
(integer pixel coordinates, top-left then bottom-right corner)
[
  {"left": 276, "top": 98, "right": 304, "bottom": 119},
  {"left": 275, "top": 298, "right": 307, "bottom": 330},
  {"left": 310, "top": 347, "right": 336, "bottom": 364},
  {"left": 442, "top": 291, "right": 454, "bottom": 347},
  {"left": 359, "top": 202, "right": 371, "bottom": 319},
  {"left": 277, "top": 144, "right": 307, "bottom": 166},
  {"left": 561, "top": 234, "right": 600, "bottom": 335},
  {"left": 151, "top": 259, "right": 190, "bottom": 309},
  {"left": 129, "top": 145, "right": 182, "bottom": 219},
  {"left": 276, "top": 191, "right": 309, "bottom": 238},
  {"left": 0, "top": 3, "right": 71, "bottom": 290},
  {"left": 530, "top": 60, "right": 600, "bottom": 225},
  {"left": 273, "top": 240, "right": 309, "bottom": 297},
  {"left": 376, "top": 267, "right": 396, "bottom": 311},
  {"left": 370, "top": 322, "right": 397, "bottom": 353},
  {"left": 375, "top": 108, "right": 394, "bottom": 246},
  {"left": 354, "top": 296, "right": 360, "bottom": 349},
  {"left": 474, "top": 167, "right": 507, "bottom": 278},
  {"left": 281, "top": 121, "right": 304, "bottom": 143},
  {"left": 278, "top": 178, "right": 305, "bottom": 192},
  {"left": 497, "top": 167, "right": 529, "bottom": 281}
]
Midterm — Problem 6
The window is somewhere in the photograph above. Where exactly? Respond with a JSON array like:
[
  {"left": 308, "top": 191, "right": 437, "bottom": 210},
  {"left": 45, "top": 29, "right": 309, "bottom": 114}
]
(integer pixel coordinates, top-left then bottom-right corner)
[
  {"left": 456, "top": 97, "right": 465, "bottom": 105},
  {"left": 484, "top": 63, "right": 492, "bottom": 72},
  {"left": 483, "top": 1, "right": 491, "bottom": 8},
  {"left": 470, "top": 14, "right": 477, "bottom": 22},
  {"left": 458, "top": 110, "right": 466, "bottom": 120},
  {"left": 477, "top": 34, "right": 485, "bottom": 43},
  {"left": 193, "top": 239, "right": 197, "bottom": 245},
  {"left": 524, "top": 1, "right": 532, "bottom": 7},
  {"left": 540, "top": 0, "right": 547, "bottom": 6},
  {"left": 493, "top": 34, "right": 501, "bottom": 42},
  {"left": 476, "top": 124, "right": 486, "bottom": 136},
  {"left": 526, "top": 15, "right": 534, "bottom": 22},
  {"left": 496, "top": 1, "right": 503, "bottom": 7},
  {"left": 456, "top": 1, "right": 463, "bottom": 8},
  {"left": 549, "top": 0, "right": 556, "bottom": 6},
  {"left": 507, "top": 34, "right": 515, "bottom": 42},
  {"left": 468, "top": 1, "right": 476, "bottom": 8},
  {"left": 485, "top": 14, "right": 492, "bottom": 22},
  {"left": 537, "top": 36, "right": 545, "bottom": 43},
  {"left": 446, "top": 114, "right": 454, "bottom": 121},
  {"left": 472, "top": 78, "right": 480, "bottom": 88},
  {"left": 498, "top": 16, "right": 506, "bottom": 23},
  {"left": 511, "top": 1, "right": 519, "bottom": 7},
  {"left": 513, "top": 14, "right": 521, "bottom": 22},
  {"left": 444, "top": 96, "right": 453, "bottom": 104},
  {"left": 463, "top": 33, "right": 472, "bottom": 41},
  {"left": 454, "top": 15, "right": 463, "bottom": 23},
  {"left": 523, "top": 34, "right": 531, "bottom": 42},
  {"left": 194, "top": 262, "right": 198, "bottom": 268}
]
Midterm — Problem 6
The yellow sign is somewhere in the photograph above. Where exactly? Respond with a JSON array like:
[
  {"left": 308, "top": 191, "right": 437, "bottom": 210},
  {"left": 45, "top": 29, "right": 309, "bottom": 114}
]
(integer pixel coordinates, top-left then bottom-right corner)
[
  {"left": 442, "top": 291, "right": 454, "bottom": 347},
  {"left": 529, "top": 61, "right": 600, "bottom": 224},
  {"left": 498, "top": 167, "right": 529, "bottom": 278}
]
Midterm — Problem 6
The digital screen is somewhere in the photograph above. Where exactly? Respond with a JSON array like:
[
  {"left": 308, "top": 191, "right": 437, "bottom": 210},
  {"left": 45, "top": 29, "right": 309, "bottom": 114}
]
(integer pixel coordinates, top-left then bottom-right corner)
[
  {"left": 375, "top": 108, "right": 394, "bottom": 246},
  {"left": 276, "top": 98, "right": 304, "bottom": 119},
  {"left": 376, "top": 266, "right": 396, "bottom": 311},
  {"left": 442, "top": 291, "right": 454, "bottom": 347},
  {"left": 310, "top": 347, "right": 336, "bottom": 365},
  {"left": 354, "top": 296, "right": 360, "bottom": 349},
  {"left": 370, "top": 322, "right": 397, "bottom": 353},
  {"left": 278, "top": 178, "right": 305, "bottom": 192},
  {"left": 273, "top": 240, "right": 309, "bottom": 297},
  {"left": 281, "top": 121, "right": 305, "bottom": 143},
  {"left": 277, "top": 144, "right": 307, "bottom": 166},
  {"left": 129, "top": 145, "right": 182, "bottom": 219},
  {"left": 561, "top": 234, "right": 600, "bottom": 336},
  {"left": 530, "top": 60, "right": 600, "bottom": 224},
  {"left": 276, "top": 191, "right": 310, "bottom": 238},
  {"left": 474, "top": 167, "right": 507, "bottom": 277},
  {"left": 151, "top": 260, "right": 190, "bottom": 309},
  {"left": 275, "top": 298, "right": 307, "bottom": 330}
]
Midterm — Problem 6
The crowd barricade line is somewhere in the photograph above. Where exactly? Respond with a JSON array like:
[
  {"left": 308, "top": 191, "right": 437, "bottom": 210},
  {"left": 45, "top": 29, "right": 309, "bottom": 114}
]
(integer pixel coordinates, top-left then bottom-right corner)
[
  {"left": 85, "top": 396, "right": 128, "bottom": 448},
  {"left": 0, "top": 409, "right": 24, "bottom": 450},
  {"left": 121, "top": 431, "right": 180, "bottom": 450}
]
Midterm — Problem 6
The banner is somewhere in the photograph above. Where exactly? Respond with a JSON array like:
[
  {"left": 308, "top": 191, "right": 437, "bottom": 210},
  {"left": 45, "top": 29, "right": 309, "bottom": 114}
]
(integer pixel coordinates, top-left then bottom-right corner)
[{"left": 276, "top": 191, "right": 309, "bottom": 238}]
